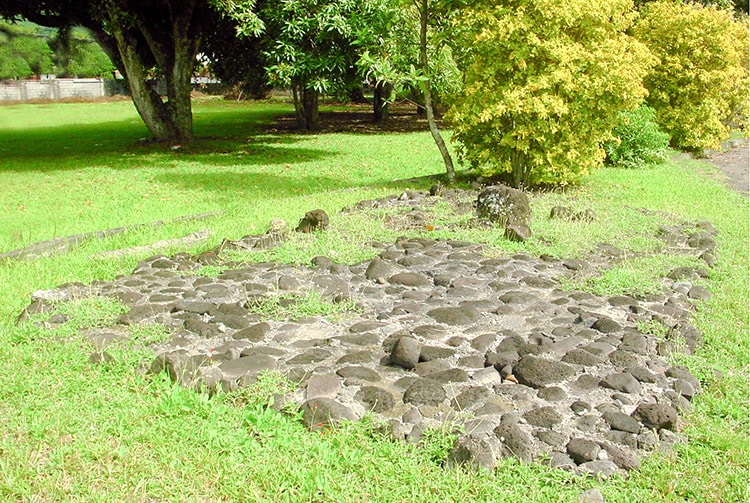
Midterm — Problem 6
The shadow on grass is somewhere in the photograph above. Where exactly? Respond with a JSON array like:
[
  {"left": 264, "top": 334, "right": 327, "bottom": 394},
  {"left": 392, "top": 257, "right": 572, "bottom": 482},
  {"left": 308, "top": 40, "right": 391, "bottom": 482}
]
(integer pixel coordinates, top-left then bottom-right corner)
[
  {"left": 152, "top": 171, "right": 348, "bottom": 199},
  {"left": 0, "top": 104, "right": 336, "bottom": 172}
]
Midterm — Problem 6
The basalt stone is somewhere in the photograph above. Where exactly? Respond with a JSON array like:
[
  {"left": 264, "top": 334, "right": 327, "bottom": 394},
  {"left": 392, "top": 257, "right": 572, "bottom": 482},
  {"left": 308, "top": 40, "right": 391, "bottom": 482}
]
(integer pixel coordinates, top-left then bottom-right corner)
[
  {"left": 301, "top": 397, "right": 358, "bottom": 431},
  {"left": 446, "top": 434, "right": 503, "bottom": 471},
  {"left": 183, "top": 319, "right": 223, "bottom": 338},
  {"left": 219, "top": 355, "right": 276, "bottom": 380},
  {"left": 527, "top": 333, "right": 554, "bottom": 352},
  {"left": 217, "top": 303, "right": 249, "bottom": 316},
  {"left": 457, "top": 355, "right": 485, "bottom": 369},
  {"left": 632, "top": 403, "right": 678, "bottom": 431},
  {"left": 426, "top": 368, "right": 470, "bottom": 384},
  {"left": 336, "top": 366, "right": 382, "bottom": 383},
  {"left": 608, "top": 350, "right": 639, "bottom": 369},
  {"left": 621, "top": 333, "right": 648, "bottom": 354},
  {"left": 514, "top": 355, "right": 576, "bottom": 388},
  {"left": 576, "top": 415, "right": 600, "bottom": 433},
  {"left": 306, "top": 375, "right": 342, "bottom": 399},
  {"left": 426, "top": 306, "right": 481, "bottom": 325},
  {"left": 562, "top": 348, "right": 605, "bottom": 366},
  {"left": 451, "top": 386, "right": 492, "bottom": 411},
  {"left": 523, "top": 406, "right": 564, "bottom": 428},
  {"left": 548, "top": 452, "right": 577, "bottom": 471},
  {"left": 233, "top": 322, "right": 271, "bottom": 342},
  {"left": 669, "top": 323, "right": 703, "bottom": 354},
  {"left": 365, "top": 258, "right": 396, "bottom": 280},
  {"left": 240, "top": 346, "right": 286, "bottom": 358},
  {"left": 592, "top": 317, "right": 622, "bottom": 334},
  {"left": 599, "top": 442, "right": 640, "bottom": 471},
  {"left": 603, "top": 411, "right": 641, "bottom": 434},
  {"left": 151, "top": 351, "right": 200, "bottom": 383},
  {"left": 336, "top": 332, "right": 381, "bottom": 346},
  {"left": 355, "top": 386, "right": 396, "bottom": 413},
  {"left": 476, "top": 185, "right": 531, "bottom": 228},
  {"left": 537, "top": 386, "right": 567, "bottom": 402},
  {"left": 494, "top": 421, "right": 534, "bottom": 463},
  {"left": 625, "top": 366, "right": 658, "bottom": 383},
  {"left": 414, "top": 359, "right": 452, "bottom": 376},
  {"left": 388, "top": 272, "right": 430, "bottom": 287},
  {"left": 567, "top": 437, "right": 601, "bottom": 464},
  {"left": 471, "top": 334, "right": 497, "bottom": 353},
  {"left": 390, "top": 336, "right": 421, "bottom": 370},
  {"left": 600, "top": 372, "right": 642, "bottom": 394},
  {"left": 419, "top": 346, "right": 456, "bottom": 362},
  {"left": 296, "top": 209, "right": 329, "bottom": 233},
  {"left": 499, "top": 291, "right": 538, "bottom": 304},
  {"left": 605, "top": 430, "right": 638, "bottom": 449},
  {"left": 536, "top": 430, "right": 568, "bottom": 449},
  {"left": 485, "top": 351, "right": 520, "bottom": 371},
  {"left": 286, "top": 348, "right": 332, "bottom": 365},
  {"left": 574, "top": 374, "right": 601, "bottom": 391},
  {"left": 118, "top": 303, "right": 172, "bottom": 325},
  {"left": 666, "top": 365, "right": 702, "bottom": 394},
  {"left": 568, "top": 400, "right": 590, "bottom": 415},
  {"left": 667, "top": 266, "right": 709, "bottom": 281},
  {"left": 673, "top": 379, "right": 697, "bottom": 400},
  {"left": 577, "top": 460, "right": 619, "bottom": 478},
  {"left": 562, "top": 259, "right": 588, "bottom": 271},
  {"left": 336, "top": 351, "right": 376, "bottom": 365},
  {"left": 472, "top": 367, "right": 503, "bottom": 386},
  {"left": 688, "top": 285, "right": 711, "bottom": 301},
  {"left": 520, "top": 276, "right": 557, "bottom": 288},
  {"left": 412, "top": 324, "right": 449, "bottom": 340},
  {"left": 348, "top": 321, "right": 387, "bottom": 333},
  {"left": 212, "top": 314, "right": 251, "bottom": 330},
  {"left": 505, "top": 224, "right": 532, "bottom": 242},
  {"left": 403, "top": 378, "right": 447, "bottom": 406}
]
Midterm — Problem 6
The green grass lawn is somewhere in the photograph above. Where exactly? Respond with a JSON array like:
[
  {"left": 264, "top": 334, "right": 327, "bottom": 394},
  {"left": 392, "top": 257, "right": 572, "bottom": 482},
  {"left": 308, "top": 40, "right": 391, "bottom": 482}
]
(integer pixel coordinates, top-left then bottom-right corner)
[{"left": 0, "top": 99, "right": 747, "bottom": 502}]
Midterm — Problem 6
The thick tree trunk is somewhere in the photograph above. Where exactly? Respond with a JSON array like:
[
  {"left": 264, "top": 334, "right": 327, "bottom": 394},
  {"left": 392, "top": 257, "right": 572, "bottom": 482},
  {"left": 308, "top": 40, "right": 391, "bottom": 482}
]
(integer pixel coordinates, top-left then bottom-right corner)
[
  {"left": 294, "top": 86, "right": 319, "bottom": 130},
  {"left": 110, "top": 25, "right": 173, "bottom": 141},
  {"left": 106, "top": 0, "right": 199, "bottom": 143},
  {"left": 373, "top": 81, "right": 392, "bottom": 123},
  {"left": 302, "top": 88, "right": 319, "bottom": 130},
  {"left": 418, "top": 0, "right": 455, "bottom": 181}
]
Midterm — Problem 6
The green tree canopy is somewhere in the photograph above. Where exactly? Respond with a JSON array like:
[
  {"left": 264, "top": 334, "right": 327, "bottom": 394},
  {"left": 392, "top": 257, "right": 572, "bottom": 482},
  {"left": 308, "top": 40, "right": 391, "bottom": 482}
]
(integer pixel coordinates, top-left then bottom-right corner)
[
  {"left": 447, "top": 0, "right": 655, "bottom": 187},
  {"left": 0, "top": 0, "right": 223, "bottom": 142}
]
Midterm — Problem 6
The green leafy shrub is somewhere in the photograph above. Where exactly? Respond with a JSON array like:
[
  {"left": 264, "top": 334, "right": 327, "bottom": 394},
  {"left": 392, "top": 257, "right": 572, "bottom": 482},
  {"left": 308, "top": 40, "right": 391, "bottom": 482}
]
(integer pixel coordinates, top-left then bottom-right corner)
[
  {"left": 447, "top": 0, "right": 655, "bottom": 188},
  {"left": 634, "top": 1, "right": 750, "bottom": 151},
  {"left": 604, "top": 106, "right": 670, "bottom": 168}
]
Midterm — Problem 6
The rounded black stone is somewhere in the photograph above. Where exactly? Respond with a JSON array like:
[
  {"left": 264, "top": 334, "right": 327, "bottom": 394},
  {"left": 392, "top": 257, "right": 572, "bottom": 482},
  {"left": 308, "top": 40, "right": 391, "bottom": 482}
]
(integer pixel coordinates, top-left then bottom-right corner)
[
  {"left": 403, "top": 379, "right": 446, "bottom": 406},
  {"left": 355, "top": 386, "right": 396, "bottom": 413}
]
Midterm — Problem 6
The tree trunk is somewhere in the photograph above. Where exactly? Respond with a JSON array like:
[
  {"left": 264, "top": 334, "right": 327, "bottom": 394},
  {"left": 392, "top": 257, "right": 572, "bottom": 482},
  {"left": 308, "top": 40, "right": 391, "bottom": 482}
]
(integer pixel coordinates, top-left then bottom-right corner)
[
  {"left": 302, "top": 87, "right": 319, "bottom": 130},
  {"left": 110, "top": 25, "right": 173, "bottom": 141},
  {"left": 373, "top": 81, "right": 392, "bottom": 123},
  {"left": 291, "top": 84, "right": 319, "bottom": 130},
  {"left": 105, "top": 0, "right": 199, "bottom": 143},
  {"left": 349, "top": 86, "right": 367, "bottom": 103},
  {"left": 418, "top": 0, "right": 455, "bottom": 181}
]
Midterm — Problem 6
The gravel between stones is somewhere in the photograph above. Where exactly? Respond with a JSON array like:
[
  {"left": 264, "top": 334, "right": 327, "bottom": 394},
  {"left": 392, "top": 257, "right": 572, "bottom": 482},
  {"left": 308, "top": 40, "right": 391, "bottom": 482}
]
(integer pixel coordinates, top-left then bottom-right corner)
[{"left": 21, "top": 187, "right": 716, "bottom": 477}]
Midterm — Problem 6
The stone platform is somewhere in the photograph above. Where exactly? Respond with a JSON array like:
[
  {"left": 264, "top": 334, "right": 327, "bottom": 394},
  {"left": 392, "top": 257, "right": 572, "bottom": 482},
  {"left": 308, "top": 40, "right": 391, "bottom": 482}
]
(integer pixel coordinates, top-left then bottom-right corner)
[{"left": 21, "top": 189, "right": 716, "bottom": 476}]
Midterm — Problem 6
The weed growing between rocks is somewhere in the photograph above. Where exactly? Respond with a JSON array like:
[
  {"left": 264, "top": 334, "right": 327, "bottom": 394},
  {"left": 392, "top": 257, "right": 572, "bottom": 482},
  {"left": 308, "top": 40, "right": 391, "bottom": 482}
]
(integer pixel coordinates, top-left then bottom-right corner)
[{"left": 245, "top": 291, "right": 361, "bottom": 322}]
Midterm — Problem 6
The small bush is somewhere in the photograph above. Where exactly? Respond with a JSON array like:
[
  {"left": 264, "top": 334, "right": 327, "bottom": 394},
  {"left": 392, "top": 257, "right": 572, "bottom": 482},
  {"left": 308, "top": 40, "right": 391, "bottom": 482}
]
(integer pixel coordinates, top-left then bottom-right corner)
[
  {"left": 446, "top": 0, "right": 655, "bottom": 188},
  {"left": 634, "top": 1, "right": 750, "bottom": 151},
  {"left": 604, "top": 106, "right": 670, "bottom": 168}
]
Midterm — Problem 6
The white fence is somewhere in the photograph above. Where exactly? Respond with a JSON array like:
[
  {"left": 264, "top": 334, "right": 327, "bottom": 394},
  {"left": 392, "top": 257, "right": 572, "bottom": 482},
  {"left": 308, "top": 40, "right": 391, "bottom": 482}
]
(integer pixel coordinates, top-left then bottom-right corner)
[{"left": 0, "top": 79, "right": 107, "bottom": 102}]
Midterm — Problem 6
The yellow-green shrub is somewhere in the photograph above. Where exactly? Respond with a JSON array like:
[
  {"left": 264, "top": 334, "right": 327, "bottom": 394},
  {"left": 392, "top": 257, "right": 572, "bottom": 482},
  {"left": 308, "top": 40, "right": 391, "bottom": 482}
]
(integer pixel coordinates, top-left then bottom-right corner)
[
  {"left": 446, "top": 0, "right": 655, "bottom": 188},
  {"left": 634, "top": 1, "right": 749, "bottom": 151}
]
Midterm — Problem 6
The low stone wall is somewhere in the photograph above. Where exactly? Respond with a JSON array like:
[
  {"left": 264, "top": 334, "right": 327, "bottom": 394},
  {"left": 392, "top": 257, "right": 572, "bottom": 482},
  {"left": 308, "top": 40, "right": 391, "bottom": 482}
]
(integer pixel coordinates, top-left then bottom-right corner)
[{"left": 0, "top": 79, "right": 107, "bottom": 102}]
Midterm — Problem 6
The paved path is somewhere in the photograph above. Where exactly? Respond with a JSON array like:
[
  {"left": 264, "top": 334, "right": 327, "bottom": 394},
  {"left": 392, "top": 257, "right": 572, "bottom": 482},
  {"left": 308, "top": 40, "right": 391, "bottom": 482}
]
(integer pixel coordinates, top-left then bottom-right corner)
[{"left": 708, "top": 143, "right": 749, "bottom": 196}]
